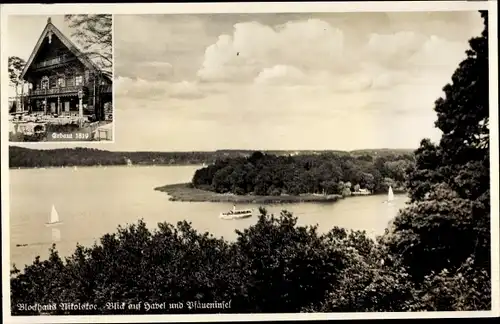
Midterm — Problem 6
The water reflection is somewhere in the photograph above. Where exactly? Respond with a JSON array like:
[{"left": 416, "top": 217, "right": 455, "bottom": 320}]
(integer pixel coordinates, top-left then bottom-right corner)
[
  {"left": 10, "top": 166, "right": 409, "bottom": 267},
  {"left": 51, "top": 227, "right": 61, "bottom": 243}
]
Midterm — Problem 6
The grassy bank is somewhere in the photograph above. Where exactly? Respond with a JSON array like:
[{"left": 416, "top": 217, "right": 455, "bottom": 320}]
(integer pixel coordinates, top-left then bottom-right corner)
[{"left": 154, "top": 183, "right": 344, "bottom": 204}]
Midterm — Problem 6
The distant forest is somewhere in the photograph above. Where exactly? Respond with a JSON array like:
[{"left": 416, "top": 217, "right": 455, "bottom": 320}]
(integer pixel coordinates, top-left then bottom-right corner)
[
  {"left": 9, "top": 146, "right": 214, "bottom": 168},
  {"left": 8, "top": 146, "right": 414, "bottom": 170},
  {"left": 192, "top": 151, "right": 415, "bottom": 195}
]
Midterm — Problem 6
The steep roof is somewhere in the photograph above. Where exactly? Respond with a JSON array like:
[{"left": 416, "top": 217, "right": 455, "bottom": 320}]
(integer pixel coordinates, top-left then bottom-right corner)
[{"left": 20, "top": 17, "right": 101, "bottom": 80}]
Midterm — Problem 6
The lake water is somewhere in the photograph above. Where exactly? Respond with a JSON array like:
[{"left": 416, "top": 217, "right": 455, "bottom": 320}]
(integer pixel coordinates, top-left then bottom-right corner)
[{"left": 9, "top": 165, "right": 408, "bottom": 268}]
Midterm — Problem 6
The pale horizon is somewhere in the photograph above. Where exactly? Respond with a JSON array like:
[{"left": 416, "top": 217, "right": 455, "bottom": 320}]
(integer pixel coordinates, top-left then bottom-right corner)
[{"left": 10, "top": 144, "right": 419, "bottom": 153}]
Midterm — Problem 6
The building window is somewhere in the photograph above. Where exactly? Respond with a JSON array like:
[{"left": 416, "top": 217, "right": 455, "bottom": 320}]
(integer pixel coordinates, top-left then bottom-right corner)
[
  {"left": 57, "top": 77, "right": 65, "bottom": 87},
  {"left": 66, "top": 75, "right": 75, "bottom": 87},
  {"left": 41, "top": 77, "right": 49, "bottom": 90},
  {"left": 75, "top": 75, "right": 83, "bottom": 86},
  {"left": 49, "top": 76, "right": 57, "bottom": 88}
]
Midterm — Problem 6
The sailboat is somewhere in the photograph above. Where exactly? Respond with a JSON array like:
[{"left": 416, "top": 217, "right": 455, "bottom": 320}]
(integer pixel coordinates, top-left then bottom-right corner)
[
  {"left": 388, "top": 186, "right": 395, "bottom": 202},
  {"left": 45, "top": 204, "right": 62, "bottom": 226},
  {"left": 220, "top": 205, "right": 253, "bottom": 220},
  {"left": 387, "top": 186, "right": 395, "bottom": 203}
]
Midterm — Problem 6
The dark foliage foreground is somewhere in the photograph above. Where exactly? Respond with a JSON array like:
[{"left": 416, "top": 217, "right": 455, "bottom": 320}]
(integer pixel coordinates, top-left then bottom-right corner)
[{"left": 10, "top": 207, "right": 490, "bottom": 315}]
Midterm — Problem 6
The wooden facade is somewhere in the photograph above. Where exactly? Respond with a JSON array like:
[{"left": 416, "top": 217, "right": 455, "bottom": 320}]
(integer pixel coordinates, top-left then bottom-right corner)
[{"left": 20, "top": 18, "right": 112, "bottom": 121}]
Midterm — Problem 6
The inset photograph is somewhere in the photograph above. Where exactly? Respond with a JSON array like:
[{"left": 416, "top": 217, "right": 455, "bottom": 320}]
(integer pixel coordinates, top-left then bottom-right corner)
[{"left": 7, "top": 15, "right": 113, "bottom": 142}]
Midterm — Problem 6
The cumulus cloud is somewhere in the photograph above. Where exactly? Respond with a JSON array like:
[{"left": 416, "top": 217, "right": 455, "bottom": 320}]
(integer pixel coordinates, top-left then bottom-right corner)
[
  {"left": 115, "top": 77, "right": 205, "bottom": 101},
  {"left": 252, "top": 63, "right": 408, "bottom": 93},
  {"left": 139, "top": 61, "right": 174, "bottom": 70},
  {"left": 196, "top": 17, "right": 473, "bottom": 94},
  {"left": 114, "top": 77, "right": 165, "bottom": 100},
  {"left": 409, "top": 35, "right": 468, "bottom": 69},
  {"left": 254, "top": 65, "right": 308, "bottom": 85},
  {"left": 115, "top": 61, "right": 174, "bottom": 81},
  {"left": 365, "top": 31, "right": 426, "bottom": 68},
  {"left": 169, "top": 81, "right": 205, "bottom": 99},
  {"left": 197, "top": 19, "right": 345, "bottom": 82}
]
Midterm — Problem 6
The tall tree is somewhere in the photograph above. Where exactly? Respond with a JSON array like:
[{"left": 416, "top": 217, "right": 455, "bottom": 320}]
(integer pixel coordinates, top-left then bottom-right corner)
[
  {"left": 435, "top": 10, "right": 489, "bottom": 165},
  {"left": 8, "top": 56, "right": 26, "bottom": 112},
  {"left": 64, "top": 15, "right": 112, "bottom": 78},
  {"left": 406, "top": 10, "right": 489, "bottom": 203},
  {"left": 390, "top": 10, "right": 490, "bottom": 286}
]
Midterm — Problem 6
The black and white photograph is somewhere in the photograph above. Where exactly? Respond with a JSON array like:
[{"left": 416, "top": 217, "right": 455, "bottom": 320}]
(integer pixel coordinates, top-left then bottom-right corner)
[
  {"left": 1, "top": 1, "right": 498, "bottom": 323},
  {"left": 6, "top": 14, "right": 113, "bottom": 142}
]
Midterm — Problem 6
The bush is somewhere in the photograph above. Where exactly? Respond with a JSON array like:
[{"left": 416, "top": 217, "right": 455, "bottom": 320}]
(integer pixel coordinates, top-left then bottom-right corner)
[
  {"left": 230, "top": 208, "right": 347, "bottom": 312},
  {"left": 305, "top": 230, "right": 417, "bottom": 312},
  {"left": 11, "top": 209, "right": 350, "bottom": 315},
  {"left": 404, "top": 256, "right": 491, "bottom": 311}
]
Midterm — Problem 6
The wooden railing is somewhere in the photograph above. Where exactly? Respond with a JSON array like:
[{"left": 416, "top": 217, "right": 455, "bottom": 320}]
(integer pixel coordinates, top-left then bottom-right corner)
[
  {"left": 29, "top": 86, "right": 86, "bottom": 96},
  {"left": 100, "top": 85, "right": 112, "bottom": 93},
  {"left": 32, "top": 55, "right": 75, "bottom": 70}
]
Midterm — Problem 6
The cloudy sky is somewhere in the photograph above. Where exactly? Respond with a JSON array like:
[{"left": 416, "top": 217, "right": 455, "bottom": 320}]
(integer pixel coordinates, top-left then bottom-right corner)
[{"left": 17, "top": 11, "right": 484, "bottom": 151}]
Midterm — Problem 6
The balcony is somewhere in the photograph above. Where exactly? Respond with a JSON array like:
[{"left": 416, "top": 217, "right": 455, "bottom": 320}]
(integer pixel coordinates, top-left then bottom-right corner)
[
  {"left": 28, "top": 86, "right": 87, "bottom": 98},
  {"left": 100, "top": 84, "right": 112, "bottom": 93},
  {"left": 32, "top": 55, "right": 76, "bottom": 70}
]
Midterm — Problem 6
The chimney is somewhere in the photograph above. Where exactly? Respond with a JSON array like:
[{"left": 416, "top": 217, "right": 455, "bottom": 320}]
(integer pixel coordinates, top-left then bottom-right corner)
[{"left": 47, "top": 17, "right": 52, "bottom": 24}]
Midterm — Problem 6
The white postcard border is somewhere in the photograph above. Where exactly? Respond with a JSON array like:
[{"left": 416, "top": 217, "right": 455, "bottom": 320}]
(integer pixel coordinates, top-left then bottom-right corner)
[{"left": 1, "top": 1, "right": 498, "bottom": 323}]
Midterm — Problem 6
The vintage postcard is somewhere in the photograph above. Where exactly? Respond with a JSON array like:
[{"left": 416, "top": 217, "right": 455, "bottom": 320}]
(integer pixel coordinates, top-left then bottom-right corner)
[
  {"left": 1, "top": 1, "right": 498, "bottom": 324},
  {"left": 6, "top": 14, "right": 113, "bottom": 143}
]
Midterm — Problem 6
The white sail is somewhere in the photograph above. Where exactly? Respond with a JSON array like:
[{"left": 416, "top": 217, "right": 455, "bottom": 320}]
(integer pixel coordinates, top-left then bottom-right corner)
[
  {"left": 49, "top": 205, "right": 59, "bottom": 224},
  {"left": 388, "top": 186, "right": 395, "bottom": 202}
]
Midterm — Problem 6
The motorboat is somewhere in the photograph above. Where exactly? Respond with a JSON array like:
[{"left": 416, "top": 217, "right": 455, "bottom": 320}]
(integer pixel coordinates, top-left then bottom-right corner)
[{"left": 220, "top": 205, "right": 253, "bottom": 220}]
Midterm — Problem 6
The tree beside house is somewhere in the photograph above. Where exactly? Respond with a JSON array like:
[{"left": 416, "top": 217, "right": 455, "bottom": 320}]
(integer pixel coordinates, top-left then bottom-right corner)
[{"left": 8, "top": 56, "right": 26, "bottom": 113}]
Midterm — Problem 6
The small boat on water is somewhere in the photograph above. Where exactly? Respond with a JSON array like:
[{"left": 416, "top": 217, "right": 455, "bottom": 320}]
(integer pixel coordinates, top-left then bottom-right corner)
[
  {"left": 45, "top": 204, "right": 63, "bottom": 226},
  {"left": 384, "top": 186, "right": 395, "bottom": 204},
  {"left": 220, "top": 205, "right": 253, "bottom": 220},
  {"left": 388, "top": 186, "right": 395, "bottom": 202}
]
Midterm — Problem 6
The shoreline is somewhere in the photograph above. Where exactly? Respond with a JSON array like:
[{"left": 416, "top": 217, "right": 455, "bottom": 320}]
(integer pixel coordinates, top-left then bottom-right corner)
[
  {"left": 155, "top": 183, "right": 347, "bottom": 204},
  {"left": 9, "top": 164, "right": 204, "bottom": 170}
]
